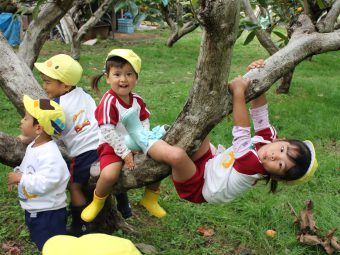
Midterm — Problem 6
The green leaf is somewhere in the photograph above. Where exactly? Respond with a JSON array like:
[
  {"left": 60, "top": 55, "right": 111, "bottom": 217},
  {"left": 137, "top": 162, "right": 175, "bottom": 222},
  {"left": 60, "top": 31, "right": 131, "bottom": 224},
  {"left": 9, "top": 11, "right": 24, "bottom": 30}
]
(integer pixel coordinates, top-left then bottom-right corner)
[
  {"left": 133, "top": 13, "right": 147, "bottom": 27},
  {"left": 161, "top": 0, "right": 169, "bottom": 7},
  {"left": 243, "top": 30, "right": 256, "bottom": 45},
  {"left": 272, "top": 30, "right": 287, "bottom": 41},
  {"left": 237, "top": 29, "right": 244, "bottom": 39},
  {"left": 129, "top": 1, "right": 139, "bottom": 17},
  {"left": 239, "top": 19, "right": 261, "bottom": 31},
  {"left": 114, "top": 1, "right": 127, "bottom": 13},
  {"left": 316, "top": 0, "right": 326, "bottom": 9}
]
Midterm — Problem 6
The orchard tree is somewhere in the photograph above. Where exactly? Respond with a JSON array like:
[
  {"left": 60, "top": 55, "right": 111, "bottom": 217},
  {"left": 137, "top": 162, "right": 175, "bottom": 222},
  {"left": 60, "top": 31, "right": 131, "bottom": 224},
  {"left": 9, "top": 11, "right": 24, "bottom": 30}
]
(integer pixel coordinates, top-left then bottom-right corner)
[{"left": 1, "top": 0, "right": 340, "bottom": 233}]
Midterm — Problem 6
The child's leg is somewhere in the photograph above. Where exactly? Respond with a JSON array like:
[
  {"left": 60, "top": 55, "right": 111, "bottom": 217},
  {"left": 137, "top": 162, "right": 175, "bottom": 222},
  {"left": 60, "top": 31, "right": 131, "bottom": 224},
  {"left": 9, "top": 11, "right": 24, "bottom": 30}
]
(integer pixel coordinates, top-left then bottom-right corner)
[
  {"left": 140, "top": 182, "right": 167, "bottom": 218},
  {"left": 115, "top": 192, "right": 132, "bottom": 219},
  {"left": 81, "top": 162, "right": 122, "bottom": 222},
  {"left": 70, "top": 183, "right": 86, "bottom": 206},
  {"left": 191, "top": 136, "right": 211, "bottom": 161},
  {"left": 68, "top": 183, "right": 89, "bottom": 236},
  {"left": 147, "top": 140, "right": 197, "bottom": 182}
]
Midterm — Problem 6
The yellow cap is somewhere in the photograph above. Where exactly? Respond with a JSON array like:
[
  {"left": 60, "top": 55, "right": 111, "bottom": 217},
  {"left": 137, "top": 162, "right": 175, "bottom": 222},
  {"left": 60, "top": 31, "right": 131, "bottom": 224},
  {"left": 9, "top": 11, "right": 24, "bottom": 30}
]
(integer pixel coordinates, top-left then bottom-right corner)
[
  {"left": 286, "top": 140, "right": 318, "bottom": 185},
  {"left": 23, "top": 95, "right": 65, "bottom": 135},
  {"left": 34, "top": 54, "right": 83, "bottom": 85},
  {"left": 42, "top": 234, "right": 141, "bottom": 255},
  {"left": 106, "top": 49, "right": 141, "bottom": 75}
]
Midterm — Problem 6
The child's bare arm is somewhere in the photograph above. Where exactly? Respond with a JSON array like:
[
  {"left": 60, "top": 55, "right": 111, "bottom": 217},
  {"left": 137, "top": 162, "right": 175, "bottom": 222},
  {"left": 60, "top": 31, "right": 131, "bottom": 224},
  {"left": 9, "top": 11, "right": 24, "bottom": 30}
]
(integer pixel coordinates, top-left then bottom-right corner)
[
  {"left": 246, "top": 59, "right": 267, "bottom": 109},
  {"left": 229, "top": 75, "right": 251, "bottom": 127}
]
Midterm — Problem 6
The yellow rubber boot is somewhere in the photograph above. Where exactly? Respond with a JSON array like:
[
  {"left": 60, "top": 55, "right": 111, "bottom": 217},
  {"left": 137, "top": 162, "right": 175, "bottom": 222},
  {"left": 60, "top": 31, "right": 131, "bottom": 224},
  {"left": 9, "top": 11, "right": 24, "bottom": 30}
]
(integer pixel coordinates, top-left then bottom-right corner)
[
  {"left": 140, "top": 188, "right": 167, "bottom": 218},
  {"left": 81, "top": 191, "right": 108, "bottom": 222}
]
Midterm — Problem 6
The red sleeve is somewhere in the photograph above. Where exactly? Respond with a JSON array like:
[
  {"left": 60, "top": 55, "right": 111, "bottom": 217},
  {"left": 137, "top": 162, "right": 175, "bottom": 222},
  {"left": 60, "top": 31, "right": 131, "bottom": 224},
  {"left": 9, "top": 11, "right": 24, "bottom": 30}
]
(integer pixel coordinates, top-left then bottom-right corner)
[
  {"left": 255, "top": 126, "right": 277, "bottom": 142},
  {"left": 95, "top": 93, "right": 119, "bottom": 126},
  {"left": 233, "top": 150, "right": 267, "bottom": 175},
  {"left": 135, "top": 96, "right": 150, "bottom": 121}
]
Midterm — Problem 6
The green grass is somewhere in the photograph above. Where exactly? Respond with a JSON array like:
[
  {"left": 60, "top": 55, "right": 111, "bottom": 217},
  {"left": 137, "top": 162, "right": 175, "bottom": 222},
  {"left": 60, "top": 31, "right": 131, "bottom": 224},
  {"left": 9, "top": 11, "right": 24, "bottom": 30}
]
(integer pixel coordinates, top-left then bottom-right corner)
[{"left": 1, "top": 28, "right": 339, "bottom": 254}]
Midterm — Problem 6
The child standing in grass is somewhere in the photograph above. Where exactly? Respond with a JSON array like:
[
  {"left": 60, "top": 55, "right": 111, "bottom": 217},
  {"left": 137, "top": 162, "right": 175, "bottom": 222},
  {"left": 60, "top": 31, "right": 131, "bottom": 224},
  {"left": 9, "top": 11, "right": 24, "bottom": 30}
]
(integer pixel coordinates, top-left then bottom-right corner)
[
  {"left": 32, "top": 54, "right": 132, "bottom": 236},
  {"left": 8, "top": 95, "right": 69, "bottom": 251},
  {"left": 81, "top": 49, "right": 166, "bottom": 222},
  {"left": 121, "top": 59, "right": 318, "bottom": 204}
]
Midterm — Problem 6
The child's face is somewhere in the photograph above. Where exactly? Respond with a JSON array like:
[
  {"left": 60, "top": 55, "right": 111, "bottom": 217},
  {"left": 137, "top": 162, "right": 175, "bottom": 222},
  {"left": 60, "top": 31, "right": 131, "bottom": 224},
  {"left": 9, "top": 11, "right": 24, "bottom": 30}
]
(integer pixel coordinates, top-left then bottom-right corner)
[
  {"left": 20, "top": 111, "right": 38, "bottom": 138},
  {"left": 257, "top": 141, "right": 296, "bottom": 177},
  {"left": 105, "top": 63, "right": 137, "bottom": 102},
  {"left": 41, "top": 74, "right": 70, "bottom": 99}
]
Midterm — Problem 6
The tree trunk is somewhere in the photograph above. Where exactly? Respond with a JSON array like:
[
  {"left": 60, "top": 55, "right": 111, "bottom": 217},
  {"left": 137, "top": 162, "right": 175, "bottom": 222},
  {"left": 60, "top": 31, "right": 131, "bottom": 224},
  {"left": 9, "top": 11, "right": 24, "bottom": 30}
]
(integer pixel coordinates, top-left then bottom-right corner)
[
  {"left": 276, "top": 69, "right": 295, "bottom": 94},
  {"left": 17, "top": 0, "right": 76, "bottom": 68}
]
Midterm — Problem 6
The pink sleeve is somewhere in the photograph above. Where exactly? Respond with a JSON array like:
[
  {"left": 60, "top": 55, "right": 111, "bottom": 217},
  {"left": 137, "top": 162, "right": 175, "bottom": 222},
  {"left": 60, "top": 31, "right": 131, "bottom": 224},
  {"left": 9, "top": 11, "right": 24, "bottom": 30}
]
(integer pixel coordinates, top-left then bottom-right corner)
[
  {"left": 232, "top": 126, "right": 251, "bottom": 157},
  {"left": 250, "top": 104, "right": 270, "bottom": 132}
]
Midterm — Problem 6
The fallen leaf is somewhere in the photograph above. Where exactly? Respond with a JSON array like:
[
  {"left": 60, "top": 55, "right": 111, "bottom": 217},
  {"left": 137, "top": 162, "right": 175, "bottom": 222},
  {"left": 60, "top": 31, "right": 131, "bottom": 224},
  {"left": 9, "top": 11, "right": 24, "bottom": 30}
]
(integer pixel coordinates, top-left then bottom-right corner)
[
  {"left": 1, "top": 241, "right": 21, "bottom": 255},
  {"left": 197, "top": 226, "right": 215, "bottom": 237},
  {"left": 298, "top": 234, "right": 321, "bottom": 245},
  {"left": 299, "top": 200, "right": 318, "bottom": 233}
]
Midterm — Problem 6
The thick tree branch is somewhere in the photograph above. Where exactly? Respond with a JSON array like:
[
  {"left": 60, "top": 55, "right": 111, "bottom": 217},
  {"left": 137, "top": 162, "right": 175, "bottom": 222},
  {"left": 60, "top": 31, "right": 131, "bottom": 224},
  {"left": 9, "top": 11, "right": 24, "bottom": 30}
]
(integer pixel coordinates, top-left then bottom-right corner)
[
  {"left": 17, "top": 0, "right": 75, "bottom": 68},
  {"left": 0, "top": 132, "right": 26, "bottom": 168},
  {"left": 0, "top": 32, "right": 46, "bottom": 115},
  {"left": 316, "top": 0, "right": 340, "bottom": 32},
  {"left": 167, "top": 21, "right": 200, "bottom": 47}
]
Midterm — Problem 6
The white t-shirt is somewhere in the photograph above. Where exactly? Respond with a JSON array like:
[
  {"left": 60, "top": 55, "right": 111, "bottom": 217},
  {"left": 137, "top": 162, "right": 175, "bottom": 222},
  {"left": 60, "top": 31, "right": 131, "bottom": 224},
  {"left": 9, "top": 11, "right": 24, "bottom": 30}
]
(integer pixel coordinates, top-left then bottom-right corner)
[
  {"left": 18, "top": 140, "right": 70, "bottom": 212},
  {"left": 56, "top": 87, "right": 99, "bottom": 157}
]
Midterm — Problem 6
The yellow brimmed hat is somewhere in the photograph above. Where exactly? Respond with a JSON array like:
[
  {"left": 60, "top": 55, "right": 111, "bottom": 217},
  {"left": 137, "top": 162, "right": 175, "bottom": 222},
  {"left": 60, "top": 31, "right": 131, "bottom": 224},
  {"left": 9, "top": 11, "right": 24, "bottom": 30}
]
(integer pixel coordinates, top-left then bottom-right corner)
[
  {"left": 34, "top": 54, "right": 83, "bottom": 85},
  {"left": 286, "top": 140, "right": 318, "bottom": 185},
  {"left": 23, "top": 95, "right": 65, "bottom": 135},
  {"left": 106, "top": 49, "right": 141, "bottom": 75},
  {"left": 42, "top": 234, "right": 141, "bottom": 255}
]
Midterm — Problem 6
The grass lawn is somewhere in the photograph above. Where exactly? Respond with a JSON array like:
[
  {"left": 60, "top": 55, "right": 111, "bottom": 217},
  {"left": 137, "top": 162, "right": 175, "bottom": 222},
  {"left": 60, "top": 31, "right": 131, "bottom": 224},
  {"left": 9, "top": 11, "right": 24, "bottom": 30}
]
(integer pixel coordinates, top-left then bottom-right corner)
[{"left": 0, "top": 28, "right": 339, "bottom": 255}]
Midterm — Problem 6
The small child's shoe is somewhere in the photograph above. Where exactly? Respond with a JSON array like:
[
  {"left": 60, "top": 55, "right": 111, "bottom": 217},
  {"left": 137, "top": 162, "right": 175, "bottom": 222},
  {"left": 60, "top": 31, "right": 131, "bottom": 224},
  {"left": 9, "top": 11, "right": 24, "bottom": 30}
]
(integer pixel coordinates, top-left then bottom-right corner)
[
  {"left": 140, "top": 188, "right": 167, "bottom": 218},
  {"left": 122, "top": 108, "right": 167, "bottom": 154},
  {"left": 81, "top": 191, "right": 108, "bottom": 222}
]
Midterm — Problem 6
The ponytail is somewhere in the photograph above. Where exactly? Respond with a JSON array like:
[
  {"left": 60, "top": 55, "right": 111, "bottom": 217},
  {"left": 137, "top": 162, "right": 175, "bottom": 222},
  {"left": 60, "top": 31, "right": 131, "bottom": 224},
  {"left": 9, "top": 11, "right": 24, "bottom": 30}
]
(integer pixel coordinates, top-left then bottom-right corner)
[{"left": 91, "top": 73, "right": 104, "bottom": 97}]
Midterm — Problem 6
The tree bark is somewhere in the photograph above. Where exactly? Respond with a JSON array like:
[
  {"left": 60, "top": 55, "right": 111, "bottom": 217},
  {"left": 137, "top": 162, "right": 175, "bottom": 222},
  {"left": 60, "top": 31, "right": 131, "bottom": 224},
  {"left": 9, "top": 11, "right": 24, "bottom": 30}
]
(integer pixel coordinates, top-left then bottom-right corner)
[
  {"left": 17, "top": 0, "right": 76, "bottom": 68},
  {"left": 0, "top": 32, "right": 46, "bottom": 115},
  {"left": 0, "top": 132, "right": 26, "bottom": 168},
  {"left": 316, "top": 0, "right": 340, "bottom": 32}
]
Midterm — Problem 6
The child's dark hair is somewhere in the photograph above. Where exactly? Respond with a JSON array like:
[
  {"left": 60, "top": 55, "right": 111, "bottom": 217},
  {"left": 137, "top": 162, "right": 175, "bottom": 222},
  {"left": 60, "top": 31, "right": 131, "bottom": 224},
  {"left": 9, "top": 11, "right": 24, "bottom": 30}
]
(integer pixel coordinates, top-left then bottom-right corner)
[
  {"left": 91, "top": 56, "right": 135, "bottom": 95},
  {"left": 266, "top": 139, "right": 312, "bottom": 193},
  {"left": 33, "top": 117, "right": 39, "bottom": 126}
]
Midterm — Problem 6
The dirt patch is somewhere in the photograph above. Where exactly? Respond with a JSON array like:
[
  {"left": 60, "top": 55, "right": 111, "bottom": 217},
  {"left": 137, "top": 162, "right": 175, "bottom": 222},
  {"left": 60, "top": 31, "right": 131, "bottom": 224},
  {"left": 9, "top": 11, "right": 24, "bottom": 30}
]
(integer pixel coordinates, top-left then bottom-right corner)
[
  {"left": 113, "top": 31, "right": 161, "bottom": 41},
  {"left": 323, "top": 139, "right": 340, "bottom": 156}
]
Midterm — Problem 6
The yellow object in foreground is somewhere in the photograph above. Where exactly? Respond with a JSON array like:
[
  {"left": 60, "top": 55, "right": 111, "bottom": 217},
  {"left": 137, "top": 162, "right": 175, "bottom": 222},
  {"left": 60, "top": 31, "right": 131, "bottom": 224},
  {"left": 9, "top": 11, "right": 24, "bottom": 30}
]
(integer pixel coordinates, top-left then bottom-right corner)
[{"left": 42, "top": 234, "right": 141, "bottom": 255}]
